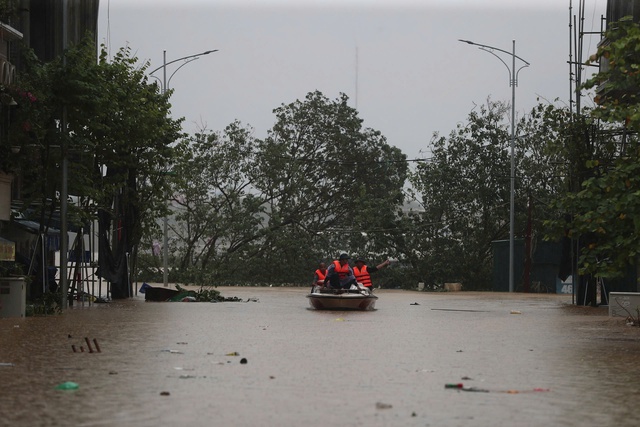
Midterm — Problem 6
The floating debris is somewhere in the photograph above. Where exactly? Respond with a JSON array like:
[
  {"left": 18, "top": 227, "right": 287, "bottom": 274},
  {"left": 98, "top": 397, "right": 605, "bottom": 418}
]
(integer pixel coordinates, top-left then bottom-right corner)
[
  {"left": 375, "top": 402, "right": 393, "bottom": 410},
  {"left": 445, "top": 382, "right": 550, "bottom": 393},
  {"left": 226, "top": 352, "right": 240, "bottom": 356},
  {"left": 55, "top": 381, "right": 79, "bottom": 390},
  {"left": 240, "top": 358, "right": 248, "bottom": 364},
  {"left": 160, "top": 391, "right": 170, "bottom": 396}
]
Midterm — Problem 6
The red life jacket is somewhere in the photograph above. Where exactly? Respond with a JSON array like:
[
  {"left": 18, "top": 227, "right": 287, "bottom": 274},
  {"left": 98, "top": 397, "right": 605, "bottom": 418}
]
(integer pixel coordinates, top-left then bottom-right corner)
[
  {"left": 332, "top": 260, "right": 350, "bottom": 279},
  {"left": 315, "top": 269, "right": 327, "bottom": 282},
  {"left": 353, "top": 265, "right": 372, "bottom": 287}
]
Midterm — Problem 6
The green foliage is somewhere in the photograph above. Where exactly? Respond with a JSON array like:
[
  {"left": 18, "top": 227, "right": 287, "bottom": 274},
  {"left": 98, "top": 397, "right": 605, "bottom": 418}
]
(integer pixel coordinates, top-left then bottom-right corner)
[
  {"left": 27, "top": 290, "right": 63, "bottom": 316},
  {"left": 92, "top": 45, "right": 182, "bottom": 247},
  {"left": 545, "top": 17, "right": 640, "bottom": 279},
  {"left": 166, "top": 91, "right": 407, "bottom": 285},
  {"left": 408, "top": 100, "right": 513, "bottom": 289},
  {"left": 3, "top": 38, "right": 182, "bottom": 299},
  {"left": 408, "top": 100, "right": 571, "bottom": 290},
  {"left": 584, "top": 17, "right": 640, "bottom": 130},
  {"left": 548, "top": 155, "right": 640, "bottom": 278},
  {"left": 174, "top": 284, "right": 243, "bottom": 302},
  {"left": 7, "top": 39, "right": 181, "bottom": 254},
  {"left": 0, "top": 0, "right": 17, "bottom": 22}
]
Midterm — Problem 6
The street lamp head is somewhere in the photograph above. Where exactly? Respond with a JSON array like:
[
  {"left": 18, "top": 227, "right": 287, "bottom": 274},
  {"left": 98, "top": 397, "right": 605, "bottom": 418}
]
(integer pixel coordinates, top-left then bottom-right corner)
[{"left": 148, "top": 49, "right": 219, "bottom": 76}]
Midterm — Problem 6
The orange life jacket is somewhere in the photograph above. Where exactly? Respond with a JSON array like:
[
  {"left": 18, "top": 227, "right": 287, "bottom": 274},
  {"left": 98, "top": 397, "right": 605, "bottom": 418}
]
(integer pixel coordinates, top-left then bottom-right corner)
[
  {"left": 332, "top": 260, "right": 350, "bottom": 279},
  {"left": 315, "top": 269, "right": 327, "bottom": 281},
  {"left": 353, "top": 265, "right": 372, "bottom": 287}
]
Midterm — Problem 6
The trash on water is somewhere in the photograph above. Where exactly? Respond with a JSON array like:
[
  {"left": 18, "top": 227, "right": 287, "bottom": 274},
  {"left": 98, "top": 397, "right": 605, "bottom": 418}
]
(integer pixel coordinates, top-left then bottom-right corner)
[
  {"left": 410, "top": 302, "right": 420, "bottom": 305},
  {"left": 375, "top": 402, "right": 393, "bottom": 410},
  {"left": 510, "top": 310, "right": 522, "bottom": 314},
  {"left": 240, "top": 358, "right": 248, "bottom": 364},
  {"left": 445, "top": 382, "right": 550, "bottom": 393},
  {"left": 0, "top": 362, "right": 15, "bottom": 367},
  {"left": 462, "top": 386, "right": 490, "bottom": 393},
  {"left": 161, "top": 349, "right": 184, "bottom": 354},
  {"left": 55, "top": 381, "right": 79, "bottom": 390},
  {"left": 494, "top": 388, "right": 551, "bottom": 394},
  {"left": 160, "top": 391, "right": 170, "bottom": 396},
  {"left": 444, "top": 383, "right": 488, "bottom": 392},
  {"left": 226, "top": 351, "right": 240, "bottom": 356}
]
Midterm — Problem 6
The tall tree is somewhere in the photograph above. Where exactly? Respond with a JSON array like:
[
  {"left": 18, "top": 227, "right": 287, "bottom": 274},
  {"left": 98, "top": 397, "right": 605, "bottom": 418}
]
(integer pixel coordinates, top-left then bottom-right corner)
[
  {"left": 7, "top": 41, "right": 182, "bottom": 298},
  {"left": 168, "top": 91, "right": 407, "bottom": 285},
  {"left": 408, "top": 100, "right": 513, "bottom": 290},
  {"left": 547, "top": 16, "right": 640, "bottom": 281},
  {"left": 407, "top": 99, "right": 570, "bottom": 289},
  {"left": 168, "top": 121, "right": 263, "bottom": 284},
  {"left": 92, "top": 45, "right": 182, "bottom": 298}
]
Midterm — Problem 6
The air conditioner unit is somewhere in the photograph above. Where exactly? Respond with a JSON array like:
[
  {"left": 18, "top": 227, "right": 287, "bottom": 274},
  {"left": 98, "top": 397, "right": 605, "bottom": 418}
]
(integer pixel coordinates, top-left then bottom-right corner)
[{"left": 0, "top": 277, "right": 26, "bottom": 318}]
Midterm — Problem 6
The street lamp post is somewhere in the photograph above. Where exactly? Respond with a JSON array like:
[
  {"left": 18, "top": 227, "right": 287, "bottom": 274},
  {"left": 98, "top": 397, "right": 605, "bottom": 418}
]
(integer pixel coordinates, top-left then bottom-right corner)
[
  {"left": 459, "top": 39, "right": 529, "bottom": 293},
  {"left": 149, "top": 49, "right": 218, "bottom": 287}
]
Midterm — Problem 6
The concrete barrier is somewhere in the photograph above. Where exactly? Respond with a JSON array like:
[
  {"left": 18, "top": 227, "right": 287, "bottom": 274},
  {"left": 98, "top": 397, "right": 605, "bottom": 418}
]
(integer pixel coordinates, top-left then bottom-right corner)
[{"left": 609, "top": 292, "right": 640, "bottom": 317}]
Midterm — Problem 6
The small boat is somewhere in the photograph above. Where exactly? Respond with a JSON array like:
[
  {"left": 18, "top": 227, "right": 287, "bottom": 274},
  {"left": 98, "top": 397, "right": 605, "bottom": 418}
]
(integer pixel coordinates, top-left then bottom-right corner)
[{"left": 306, "top": 284, "right": 378, "bottom": 310}]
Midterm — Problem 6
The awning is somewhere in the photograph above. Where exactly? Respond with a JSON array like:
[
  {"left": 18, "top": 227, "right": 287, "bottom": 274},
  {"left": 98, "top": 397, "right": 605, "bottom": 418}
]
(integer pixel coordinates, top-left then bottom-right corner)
[{"left": 13, "top": 220, "right": 61, "bottom": 252}]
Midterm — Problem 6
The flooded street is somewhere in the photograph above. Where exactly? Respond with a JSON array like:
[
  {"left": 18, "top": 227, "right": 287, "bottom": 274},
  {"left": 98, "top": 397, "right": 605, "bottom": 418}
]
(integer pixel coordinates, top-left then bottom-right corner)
[{"left": 1, "top": 287, "right": 639, "bottom": 427}]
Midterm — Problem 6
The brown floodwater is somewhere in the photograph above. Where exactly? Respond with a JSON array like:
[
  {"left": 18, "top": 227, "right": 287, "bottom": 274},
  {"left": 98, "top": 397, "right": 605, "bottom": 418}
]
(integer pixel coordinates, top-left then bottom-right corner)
[{"left": 1, "top": 287, "right": 639, "bottom": 427}]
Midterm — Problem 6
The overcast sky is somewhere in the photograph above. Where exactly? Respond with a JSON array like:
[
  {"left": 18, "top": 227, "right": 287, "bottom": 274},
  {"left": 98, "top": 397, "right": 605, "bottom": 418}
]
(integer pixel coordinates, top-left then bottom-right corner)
[{"left": 98, "top": 0, "right": 607, "bottom": 160}]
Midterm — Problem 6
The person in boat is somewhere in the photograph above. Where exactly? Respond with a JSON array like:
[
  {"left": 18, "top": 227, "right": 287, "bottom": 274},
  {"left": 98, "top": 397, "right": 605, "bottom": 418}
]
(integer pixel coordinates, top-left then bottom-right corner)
[
  {"left": 353, "top": 257, "right": 390, "bottom": 291},
  {"left": 313, "top": 262, "right": 328, "bottom": 288},
  {"left": 324, "top": 253, "right": 357, "bottom": 290}
]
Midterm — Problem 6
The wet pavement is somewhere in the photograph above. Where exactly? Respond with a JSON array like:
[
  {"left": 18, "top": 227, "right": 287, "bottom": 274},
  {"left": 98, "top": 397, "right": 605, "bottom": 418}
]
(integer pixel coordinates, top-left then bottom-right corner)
[{"left": 1, "top": 286, "right": 639, "bottom": 426}]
